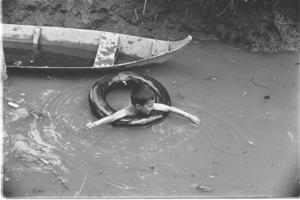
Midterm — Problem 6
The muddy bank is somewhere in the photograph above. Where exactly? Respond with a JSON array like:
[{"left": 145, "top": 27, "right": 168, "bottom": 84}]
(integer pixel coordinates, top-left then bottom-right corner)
[{"left": 2, "top": 0, "right": 299, "bottom": 52}]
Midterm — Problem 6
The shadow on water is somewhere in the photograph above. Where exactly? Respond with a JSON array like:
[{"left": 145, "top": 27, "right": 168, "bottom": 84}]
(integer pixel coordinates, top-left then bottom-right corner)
[{"left": 2, "top": 40, "right": 299, "bottom": 198}]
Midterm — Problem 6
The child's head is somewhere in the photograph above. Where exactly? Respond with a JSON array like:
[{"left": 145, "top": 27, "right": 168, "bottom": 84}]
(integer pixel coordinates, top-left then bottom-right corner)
[
  {"left": 131, "top": 85, "right": 155, "bottom": 106},
  {"left": 131, "top": 85, "right": 155, "bottom": 114}
]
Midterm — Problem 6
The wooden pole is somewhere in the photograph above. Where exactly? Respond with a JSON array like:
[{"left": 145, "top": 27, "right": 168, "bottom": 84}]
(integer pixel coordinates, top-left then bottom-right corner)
[
  {"left": 0, "top": 0, "right": 7, "bottom": 144},
  {"left": 143, "top": 0, "right": 147, "bottom": 14},
  {"left": 134, "top": 8, "right": 139, "bottom": 20},
  {"left": 0, "top": 0, "right": 8, "bottom": 81},
  {"left": 0, "top": 42, "right": 8, "bottom": 81}
]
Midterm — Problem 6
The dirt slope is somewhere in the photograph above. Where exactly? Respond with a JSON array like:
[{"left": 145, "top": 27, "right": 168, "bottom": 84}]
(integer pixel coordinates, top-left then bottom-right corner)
[{"left": 2, "top": 0, "right": 299, "bottom": 52}]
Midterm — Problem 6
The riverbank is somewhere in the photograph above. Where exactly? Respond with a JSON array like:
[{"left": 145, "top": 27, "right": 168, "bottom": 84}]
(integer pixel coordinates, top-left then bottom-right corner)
[{"left": 2, "top": 0, "right": 299, "bottom": 52}]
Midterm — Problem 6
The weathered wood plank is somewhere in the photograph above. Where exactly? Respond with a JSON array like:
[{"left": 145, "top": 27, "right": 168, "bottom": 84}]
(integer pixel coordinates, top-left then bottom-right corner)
[
  {"left": 33, "top": 26, "right": 41, "bottom": 50},
  {"left": 93, "top": 32, "right": 119, "bottom": 68}
]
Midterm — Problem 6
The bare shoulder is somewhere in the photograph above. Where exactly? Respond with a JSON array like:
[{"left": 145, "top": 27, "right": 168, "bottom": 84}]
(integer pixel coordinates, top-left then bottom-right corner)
[
  {"left": 111, "top": 106, "right": 132, "bottom": 120},
  {"left": 123, "top": 104, "right": 136, "bottom": 116}
]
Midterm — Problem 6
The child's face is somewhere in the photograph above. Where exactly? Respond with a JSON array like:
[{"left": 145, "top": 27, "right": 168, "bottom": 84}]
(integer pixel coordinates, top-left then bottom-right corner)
[{"left": 136, "top": 99, "right": 155, "bottom": 115}]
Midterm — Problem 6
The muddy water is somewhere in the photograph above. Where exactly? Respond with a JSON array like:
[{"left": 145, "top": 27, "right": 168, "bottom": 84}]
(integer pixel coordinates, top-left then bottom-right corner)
[{"left": 2, "top": 41, "right": 299, "bottom": 198}]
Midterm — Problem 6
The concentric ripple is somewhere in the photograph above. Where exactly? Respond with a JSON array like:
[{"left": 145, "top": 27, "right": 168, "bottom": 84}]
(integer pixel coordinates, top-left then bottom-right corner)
[{"left": 4, "top": 86, "right": 92, "bottom": 182}]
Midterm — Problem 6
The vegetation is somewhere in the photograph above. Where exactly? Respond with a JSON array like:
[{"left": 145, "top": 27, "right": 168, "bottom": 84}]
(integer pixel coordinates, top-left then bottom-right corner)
[{"left": 186, "top": 0, "right": 300, "bottom": 51}]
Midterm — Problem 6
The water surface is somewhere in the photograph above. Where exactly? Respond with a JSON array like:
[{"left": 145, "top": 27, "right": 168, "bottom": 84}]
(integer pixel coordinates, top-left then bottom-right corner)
[{"left": 2, "top": 41, "right": 299, "bottom": 197}]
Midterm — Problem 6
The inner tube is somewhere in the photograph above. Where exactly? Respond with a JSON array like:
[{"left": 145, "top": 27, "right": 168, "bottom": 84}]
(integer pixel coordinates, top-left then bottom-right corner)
[{"left": 88, "top": 71, "right": 171, "bottom": 128}]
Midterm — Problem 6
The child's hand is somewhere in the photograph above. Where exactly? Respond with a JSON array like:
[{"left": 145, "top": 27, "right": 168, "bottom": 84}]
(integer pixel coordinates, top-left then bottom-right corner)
[
  {"left": 86, "top": 122, "right": 95, "bottom": 130},
  {"left": 190, "top": 115, "right": 200, "bottom": 124}
]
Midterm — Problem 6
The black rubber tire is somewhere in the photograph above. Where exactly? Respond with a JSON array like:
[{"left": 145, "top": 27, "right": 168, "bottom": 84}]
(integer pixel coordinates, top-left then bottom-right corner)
[{"left": 88, "top": 71, "right": 171, "bottom": 128}]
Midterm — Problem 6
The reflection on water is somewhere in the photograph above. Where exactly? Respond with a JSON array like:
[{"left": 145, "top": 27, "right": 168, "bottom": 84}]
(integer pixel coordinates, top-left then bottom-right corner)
[{"left": 2, "top": 41, "right": 299, "bottom": 197}]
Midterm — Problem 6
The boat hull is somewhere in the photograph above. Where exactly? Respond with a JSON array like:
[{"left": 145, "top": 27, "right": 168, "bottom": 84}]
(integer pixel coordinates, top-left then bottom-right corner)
[{"left": 2, "top": 24, "right": 192, "bottom": 70}]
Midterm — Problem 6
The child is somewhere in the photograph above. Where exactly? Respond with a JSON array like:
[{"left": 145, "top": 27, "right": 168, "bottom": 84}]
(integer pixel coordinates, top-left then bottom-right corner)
[{"left": 86, "top": 84, "right": 200, "bottom": 129}]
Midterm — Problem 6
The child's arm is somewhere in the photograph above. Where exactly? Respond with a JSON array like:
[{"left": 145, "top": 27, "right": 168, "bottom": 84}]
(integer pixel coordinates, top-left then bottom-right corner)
[
  {"left": 153, "top": 103, "right": 200, "bottom": 124},
  {"left": 86, "top": 109, "right": 129, "bottom": 129}
]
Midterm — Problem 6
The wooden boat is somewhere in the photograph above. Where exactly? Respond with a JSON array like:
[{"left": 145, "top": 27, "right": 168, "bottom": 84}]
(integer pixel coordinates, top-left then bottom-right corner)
[{"left": 2, "top": 24, "right": 192, "bottom": 71}]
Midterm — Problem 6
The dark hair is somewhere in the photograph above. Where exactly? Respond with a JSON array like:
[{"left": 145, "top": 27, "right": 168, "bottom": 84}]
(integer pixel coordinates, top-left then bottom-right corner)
[{"left": 131, "top": 85, "right": 155, "bottom": 106}]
